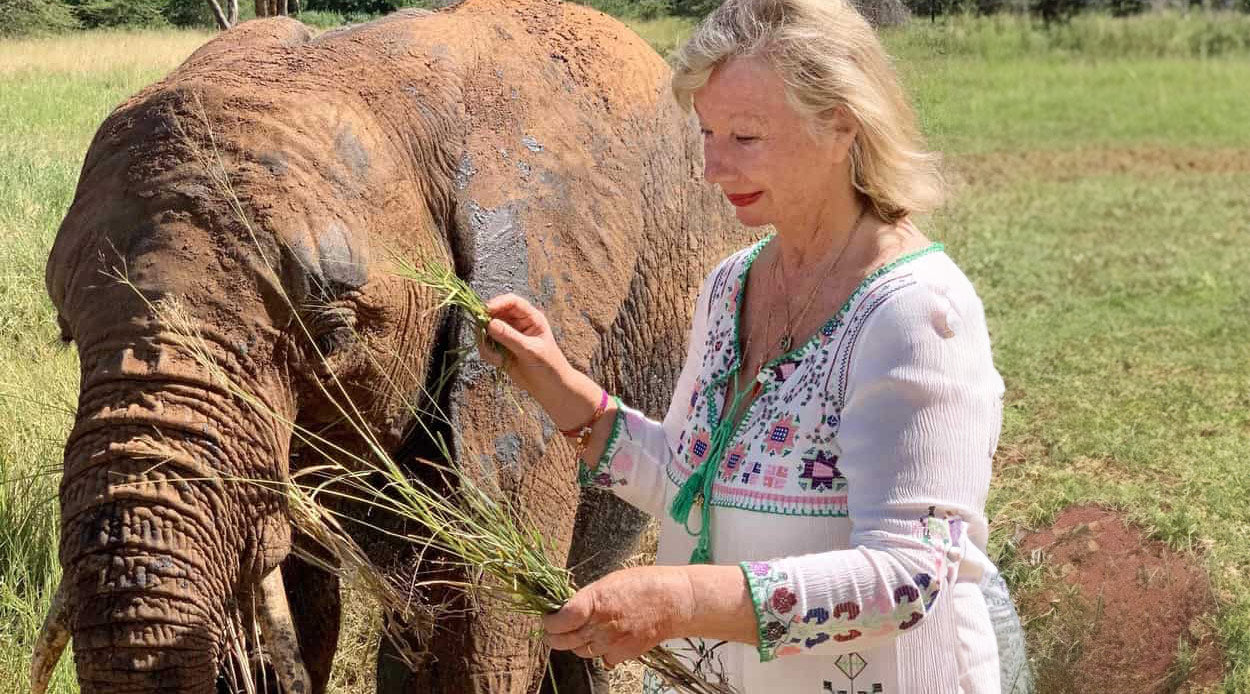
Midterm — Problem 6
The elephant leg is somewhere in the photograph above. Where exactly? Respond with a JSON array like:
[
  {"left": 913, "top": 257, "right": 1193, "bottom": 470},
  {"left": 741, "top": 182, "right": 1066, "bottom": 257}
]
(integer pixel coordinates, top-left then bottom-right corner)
[
  {"left": 540, "top": 650, "right": 609, "bottom": 694},
  {"left": 541, "top": 490, "right": 651, "bottom": 694},
  {"left": 281, "top": 553, "right": 341, "bottom": 693},
  {"left": 376, "top": 620, "right": 428, "bottom": 693}
]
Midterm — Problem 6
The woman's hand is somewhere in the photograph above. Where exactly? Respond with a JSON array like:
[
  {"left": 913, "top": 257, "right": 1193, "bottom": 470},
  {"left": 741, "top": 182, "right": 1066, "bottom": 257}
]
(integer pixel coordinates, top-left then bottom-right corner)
[
  {"left": 481, "top": 293, "right": 610, "bottom": 439},
  {"left": 543, "top": 564, "right": 758, "bottom": 667},
  {"left": 481, "top": 294, "right": 572, "bottom": 397},
  {"left": 542, "top": 566, "right": 695, "bottom": 667}
]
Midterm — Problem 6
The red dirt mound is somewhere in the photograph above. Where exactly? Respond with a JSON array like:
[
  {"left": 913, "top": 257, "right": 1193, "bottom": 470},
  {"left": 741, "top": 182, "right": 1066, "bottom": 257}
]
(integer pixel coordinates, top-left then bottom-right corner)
[{"left": 1019, "top": 505, "right": 1225, "bottom": 693}]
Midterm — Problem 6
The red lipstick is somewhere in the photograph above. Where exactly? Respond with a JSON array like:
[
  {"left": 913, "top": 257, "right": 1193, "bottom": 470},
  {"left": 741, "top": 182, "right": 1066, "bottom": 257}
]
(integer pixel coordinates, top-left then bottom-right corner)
[{"left": 727, "top": 191, "right": 763, "bottom": 207}]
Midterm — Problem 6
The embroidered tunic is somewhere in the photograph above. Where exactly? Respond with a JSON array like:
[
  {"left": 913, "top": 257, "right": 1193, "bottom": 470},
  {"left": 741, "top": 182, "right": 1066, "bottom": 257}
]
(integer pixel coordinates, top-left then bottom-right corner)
[{"left": 582, "top": 238, "right": 1007, "bottom": 694}]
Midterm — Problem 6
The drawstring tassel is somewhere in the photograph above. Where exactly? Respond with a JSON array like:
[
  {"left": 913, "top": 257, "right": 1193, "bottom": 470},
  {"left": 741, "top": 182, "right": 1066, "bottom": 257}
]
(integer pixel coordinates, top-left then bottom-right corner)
[
  {"left": 670, "top": 462, "right": 717, "bottom": 564},
  {"left": 671, "top": 378, "right": 760, "bottom": 565},
  {"left": 670, "top": 469, "right": 704, "bottom": 533}
]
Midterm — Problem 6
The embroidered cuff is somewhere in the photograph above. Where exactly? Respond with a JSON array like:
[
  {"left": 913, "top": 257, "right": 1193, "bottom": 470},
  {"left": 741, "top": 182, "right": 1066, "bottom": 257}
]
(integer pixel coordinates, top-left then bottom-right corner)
[
  {"left": 577, "top": 396, "right": 626, "bottom": 488},
  {"left": 740, "top": 560, "right": 791, "bottom": 662}
]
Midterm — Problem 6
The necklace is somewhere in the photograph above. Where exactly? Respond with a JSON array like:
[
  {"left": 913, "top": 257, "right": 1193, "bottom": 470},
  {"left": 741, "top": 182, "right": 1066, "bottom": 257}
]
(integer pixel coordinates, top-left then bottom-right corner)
[
  {"left": 733, "top": 205, "right": 868, "bottom": 407},
  {"left": 772, "top": 206, "right": 868, "bottom": 353}
]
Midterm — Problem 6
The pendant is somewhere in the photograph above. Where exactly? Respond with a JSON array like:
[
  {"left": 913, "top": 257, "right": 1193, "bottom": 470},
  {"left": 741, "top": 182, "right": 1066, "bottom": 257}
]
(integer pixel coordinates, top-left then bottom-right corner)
[{"left": 779, "top": 333, "right": 793, "bottom": 352}]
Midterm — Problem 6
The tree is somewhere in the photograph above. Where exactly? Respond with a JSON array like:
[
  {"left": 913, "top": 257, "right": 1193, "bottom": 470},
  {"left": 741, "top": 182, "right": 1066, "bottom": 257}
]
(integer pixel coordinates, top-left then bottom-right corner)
[
  {"left": 851, "top": 0, "right": 910, "bottom": 26},
  {"left": 0, "top": 0, "right": 79, "bottom": 35},
  {"left": 204, "top": 0, "right": 236, "bottom": 28}
]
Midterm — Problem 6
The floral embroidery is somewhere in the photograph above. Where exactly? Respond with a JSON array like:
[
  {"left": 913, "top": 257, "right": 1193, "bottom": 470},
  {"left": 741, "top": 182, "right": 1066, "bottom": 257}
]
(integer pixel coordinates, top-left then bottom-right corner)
[
  {"left": 764, "top": 414, "right": 798, "bottom": 456},
  {"left": 738, "top": 460, "right": 763, "bottom": 486},
  {"left": 690, "top": 429, "right": 711, "bottom": 465},
  {"left": 893, "top": 585, "right": 920, "bottom": 603},
  {"left": 819, "top": 319, "right": 840, "bottom": 344},
  {"left": 741, "top": 510, "right": 953, "bottom": 662},
  {"left": 770, "top": 587, "right": 797, "bottom": 613},
  {"left": 770, "top": 360, "right": 799, "bottom": 382},
  {"left": 798, "top": 449, "right": 843, "bottom": 491},
  {"left": 657, "top": 240, "right": 942, "bottom": 517},
  {"left": 718, "top": 442, "right": 748, "bottom": 481},
  {"left": 579, "top": 401, "right": 627, "bottom": 488},
  {"left": 827, "top": 653, "right": 886, "bottom": 693},
  {"left": 762, "top": 464, "right": 789, "bottom": 489},
  {"left": 833, "top": 601, "right": 860, "bottom": 621}
]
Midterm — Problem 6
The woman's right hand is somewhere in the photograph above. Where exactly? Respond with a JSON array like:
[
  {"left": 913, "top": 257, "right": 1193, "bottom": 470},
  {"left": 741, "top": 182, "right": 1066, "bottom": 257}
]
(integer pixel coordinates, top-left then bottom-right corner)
[
  {"left": 481, "top": 293, "right": 575, "bottom": 407},
  {"left": 482, "top": 293, "right": 616, "bottom": 461}
]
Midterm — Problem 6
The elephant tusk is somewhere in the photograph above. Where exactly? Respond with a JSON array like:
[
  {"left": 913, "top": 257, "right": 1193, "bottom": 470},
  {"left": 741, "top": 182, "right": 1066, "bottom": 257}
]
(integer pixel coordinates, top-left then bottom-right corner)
[
  {"left": 257, "top": 568, "right": 312, "bottom": 694},
  {"left": 30, "top": 582, "right": 70, "bottom": 694}
]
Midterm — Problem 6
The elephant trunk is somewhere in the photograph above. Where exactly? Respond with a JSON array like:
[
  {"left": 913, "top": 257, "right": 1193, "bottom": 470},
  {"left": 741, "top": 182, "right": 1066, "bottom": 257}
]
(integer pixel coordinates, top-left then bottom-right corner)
[{"left": 56, "top": 344, "right": 294, "bottom": 693}]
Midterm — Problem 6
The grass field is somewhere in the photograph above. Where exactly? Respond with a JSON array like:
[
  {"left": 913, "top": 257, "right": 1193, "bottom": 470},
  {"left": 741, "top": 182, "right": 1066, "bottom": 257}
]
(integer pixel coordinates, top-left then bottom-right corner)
[{"left": 3, "top": 12, "right": 1249, "bottom": 693}]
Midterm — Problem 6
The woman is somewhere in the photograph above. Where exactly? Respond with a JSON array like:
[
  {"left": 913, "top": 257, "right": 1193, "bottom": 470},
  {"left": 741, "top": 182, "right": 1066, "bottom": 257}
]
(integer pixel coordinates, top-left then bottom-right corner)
[{"left": 481, "top": 0, "right": 1028, "bottom": 691}]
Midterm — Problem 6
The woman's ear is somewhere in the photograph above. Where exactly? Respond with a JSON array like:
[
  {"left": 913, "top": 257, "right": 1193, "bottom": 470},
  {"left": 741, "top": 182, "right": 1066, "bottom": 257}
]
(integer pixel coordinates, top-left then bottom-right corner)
[{"left": 827, "top": 105, "right": 859, "bottom": 163}]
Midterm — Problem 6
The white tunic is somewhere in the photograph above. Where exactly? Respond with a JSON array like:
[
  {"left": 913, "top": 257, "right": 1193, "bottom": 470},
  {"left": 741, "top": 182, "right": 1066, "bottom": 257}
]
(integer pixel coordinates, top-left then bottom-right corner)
[{"left": 581, "top": 238, "right": 1008, "bottom": 694}]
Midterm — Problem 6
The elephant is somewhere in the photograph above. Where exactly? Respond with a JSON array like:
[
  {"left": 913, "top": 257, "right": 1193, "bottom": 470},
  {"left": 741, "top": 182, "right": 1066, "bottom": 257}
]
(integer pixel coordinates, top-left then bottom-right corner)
[{"left": 31, "top": 1, "right": 752, "bottom": 692}]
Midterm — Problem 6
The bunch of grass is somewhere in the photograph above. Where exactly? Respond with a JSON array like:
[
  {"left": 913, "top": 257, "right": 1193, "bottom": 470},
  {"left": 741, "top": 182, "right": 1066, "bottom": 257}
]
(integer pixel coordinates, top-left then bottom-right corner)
[
  {"left": 283, "top": 456, "right": 735, "bottom": 694},
  {"left": 148, "top": 98, "right": 736, "bottom": 694},
  {"left": 390, "top": 257, "right": 492, "bottom": 329}
]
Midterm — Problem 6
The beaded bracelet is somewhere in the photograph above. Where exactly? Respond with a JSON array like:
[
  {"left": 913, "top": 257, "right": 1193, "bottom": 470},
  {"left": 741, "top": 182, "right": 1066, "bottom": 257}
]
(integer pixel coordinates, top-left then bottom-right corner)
[{"left": 561, "top": 389, "right": 609, "bottom": 459}]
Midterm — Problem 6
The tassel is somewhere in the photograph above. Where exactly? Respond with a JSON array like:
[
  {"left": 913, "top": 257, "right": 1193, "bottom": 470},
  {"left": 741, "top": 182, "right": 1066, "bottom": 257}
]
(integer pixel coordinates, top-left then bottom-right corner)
[
  {"left": 670, "top": 469, "right": 705, "bottom": 529},
  {"left": 672, "top": 452, "right": 718, "bottom": 565},
  {"left": 671, "top": 382, "right": 756, "bottom": 566},
  {"left": 689, "top": 525, "right": 712, "bottom": 565}
]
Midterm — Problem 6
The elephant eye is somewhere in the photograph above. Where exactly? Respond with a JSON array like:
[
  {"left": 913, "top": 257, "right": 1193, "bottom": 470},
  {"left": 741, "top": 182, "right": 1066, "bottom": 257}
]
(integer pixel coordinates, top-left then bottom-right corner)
[
  {"left": 306, "top": 305, "right": 357, "bottom": 359},
  {"left": 315, "top": 325, "right": 355, "bottom": 357}
]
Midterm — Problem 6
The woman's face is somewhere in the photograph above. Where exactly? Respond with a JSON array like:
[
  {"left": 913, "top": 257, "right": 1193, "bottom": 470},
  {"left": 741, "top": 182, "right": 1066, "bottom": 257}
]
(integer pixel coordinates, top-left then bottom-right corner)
[{"left": 693, "top": 55, "right": 856, "bottom": 229}]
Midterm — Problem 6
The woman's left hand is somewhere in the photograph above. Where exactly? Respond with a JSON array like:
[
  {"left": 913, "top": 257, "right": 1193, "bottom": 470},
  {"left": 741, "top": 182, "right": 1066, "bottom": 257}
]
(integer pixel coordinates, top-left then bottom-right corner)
[{"left": 542, "top": 566, "right": 694, "bottom": 667}]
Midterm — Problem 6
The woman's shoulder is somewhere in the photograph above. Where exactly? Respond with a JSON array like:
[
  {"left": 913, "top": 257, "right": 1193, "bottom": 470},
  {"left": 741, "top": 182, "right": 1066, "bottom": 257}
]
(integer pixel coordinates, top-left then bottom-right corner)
[
  {"left": 844, "top": 245, "right": 994, "bottom": 370},
  {"left": 864, "top": 244, "right": 988, "bottom": 327}
]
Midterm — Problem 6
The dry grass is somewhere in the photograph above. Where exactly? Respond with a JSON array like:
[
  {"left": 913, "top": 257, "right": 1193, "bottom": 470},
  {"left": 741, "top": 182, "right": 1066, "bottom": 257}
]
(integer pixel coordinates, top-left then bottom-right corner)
[{"left": 0, "top": 29, "right": 211, "bottom": 77}]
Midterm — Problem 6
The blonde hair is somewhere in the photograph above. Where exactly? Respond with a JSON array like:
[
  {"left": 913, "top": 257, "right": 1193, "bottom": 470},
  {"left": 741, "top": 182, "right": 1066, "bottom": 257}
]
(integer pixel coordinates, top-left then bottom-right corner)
[{"left": 671, "top": 0, "right": 943, "bottom": 222}]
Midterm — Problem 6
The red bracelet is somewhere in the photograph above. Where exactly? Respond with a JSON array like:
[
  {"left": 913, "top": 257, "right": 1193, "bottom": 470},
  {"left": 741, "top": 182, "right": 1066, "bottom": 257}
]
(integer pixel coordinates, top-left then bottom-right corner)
[{"left": 560, "top": 389, "right": 609, "bottom": 438}]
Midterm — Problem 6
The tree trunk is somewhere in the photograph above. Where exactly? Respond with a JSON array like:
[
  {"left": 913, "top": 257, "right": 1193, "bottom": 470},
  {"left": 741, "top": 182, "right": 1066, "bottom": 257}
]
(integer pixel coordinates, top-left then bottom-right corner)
[{"left": 206, "top": 0, "right": 231, "bottom": 29}]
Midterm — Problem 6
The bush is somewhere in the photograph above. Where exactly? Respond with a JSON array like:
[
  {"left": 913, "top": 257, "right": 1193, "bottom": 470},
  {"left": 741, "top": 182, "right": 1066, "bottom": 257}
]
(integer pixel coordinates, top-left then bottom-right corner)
[
  {"left": 1030, "top": 0, "right": 1087, "bottom": 23},
  {"left": 0, "top": 0, "right": 79, "bottom": 36},
  {"left": 295, "top": 7, "right": 345, "bottom": 25},
  {"left": 68, "top": 0, "right": 167, "bottom": 28},
  {"left": 163, "top": 0, "right": 217, "bottom": 26},
  {"left": 301, "top": 0, "right": 427, "bottom": 17},
  {"left": 1107, "top": 0, "right": 1146, "bottom": 15},
  {"left": 568, "top": 0, "right": 673, "bottom": 19},
  {"left": 886, "top": 11, "right": 1250, "bottom": 59}
]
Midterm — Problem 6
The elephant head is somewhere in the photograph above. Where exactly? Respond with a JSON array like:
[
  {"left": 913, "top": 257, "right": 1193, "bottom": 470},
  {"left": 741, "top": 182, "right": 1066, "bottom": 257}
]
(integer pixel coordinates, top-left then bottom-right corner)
[{"left": 34, "top": 3, "right": 747, "bottom": 693}]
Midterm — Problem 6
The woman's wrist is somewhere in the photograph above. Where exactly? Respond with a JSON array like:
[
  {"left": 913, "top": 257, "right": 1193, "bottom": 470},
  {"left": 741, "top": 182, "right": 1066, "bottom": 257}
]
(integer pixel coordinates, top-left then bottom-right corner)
[
  {"left": 548, "top": 368, "right": 606, "bottom": 433},
  {"left": 671, "top": 564, "right": 759, "bottom": 645}
]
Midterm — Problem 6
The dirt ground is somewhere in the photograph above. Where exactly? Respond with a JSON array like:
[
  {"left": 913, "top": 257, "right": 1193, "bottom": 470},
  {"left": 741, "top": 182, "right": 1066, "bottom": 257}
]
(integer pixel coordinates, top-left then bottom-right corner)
[
  {"left": 1018, "top": 505, "right": 1225, "bottom": 694},
  {"left": 949, "top": 146, "right": 1250, "bottom": 187}
]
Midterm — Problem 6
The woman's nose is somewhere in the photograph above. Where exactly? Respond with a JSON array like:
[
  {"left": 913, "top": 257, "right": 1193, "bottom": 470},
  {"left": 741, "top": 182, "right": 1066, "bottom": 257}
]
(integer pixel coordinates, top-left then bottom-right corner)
[{"left": 703, "top": 141, "right": 732, "bottom": 185}]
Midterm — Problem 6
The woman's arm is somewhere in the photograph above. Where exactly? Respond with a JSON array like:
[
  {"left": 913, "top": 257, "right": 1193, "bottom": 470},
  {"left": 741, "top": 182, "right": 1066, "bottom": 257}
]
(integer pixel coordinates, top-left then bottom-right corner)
[
  {"left": 542, "top": 563, "right": 759, "bottom": 667},
  {"left": 738, "top": 279, "right": 1003, "bottom": 660}
]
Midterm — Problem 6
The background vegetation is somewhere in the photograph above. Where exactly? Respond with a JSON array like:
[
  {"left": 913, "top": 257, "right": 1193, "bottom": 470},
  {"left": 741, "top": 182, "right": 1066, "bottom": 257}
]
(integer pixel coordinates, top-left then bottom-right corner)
[
  {"left": 6, "top": 0, "right": 1249, "bottom": 37},
  {"left": 2, "top": 7, "right": 1248, "bottom": 694}
]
